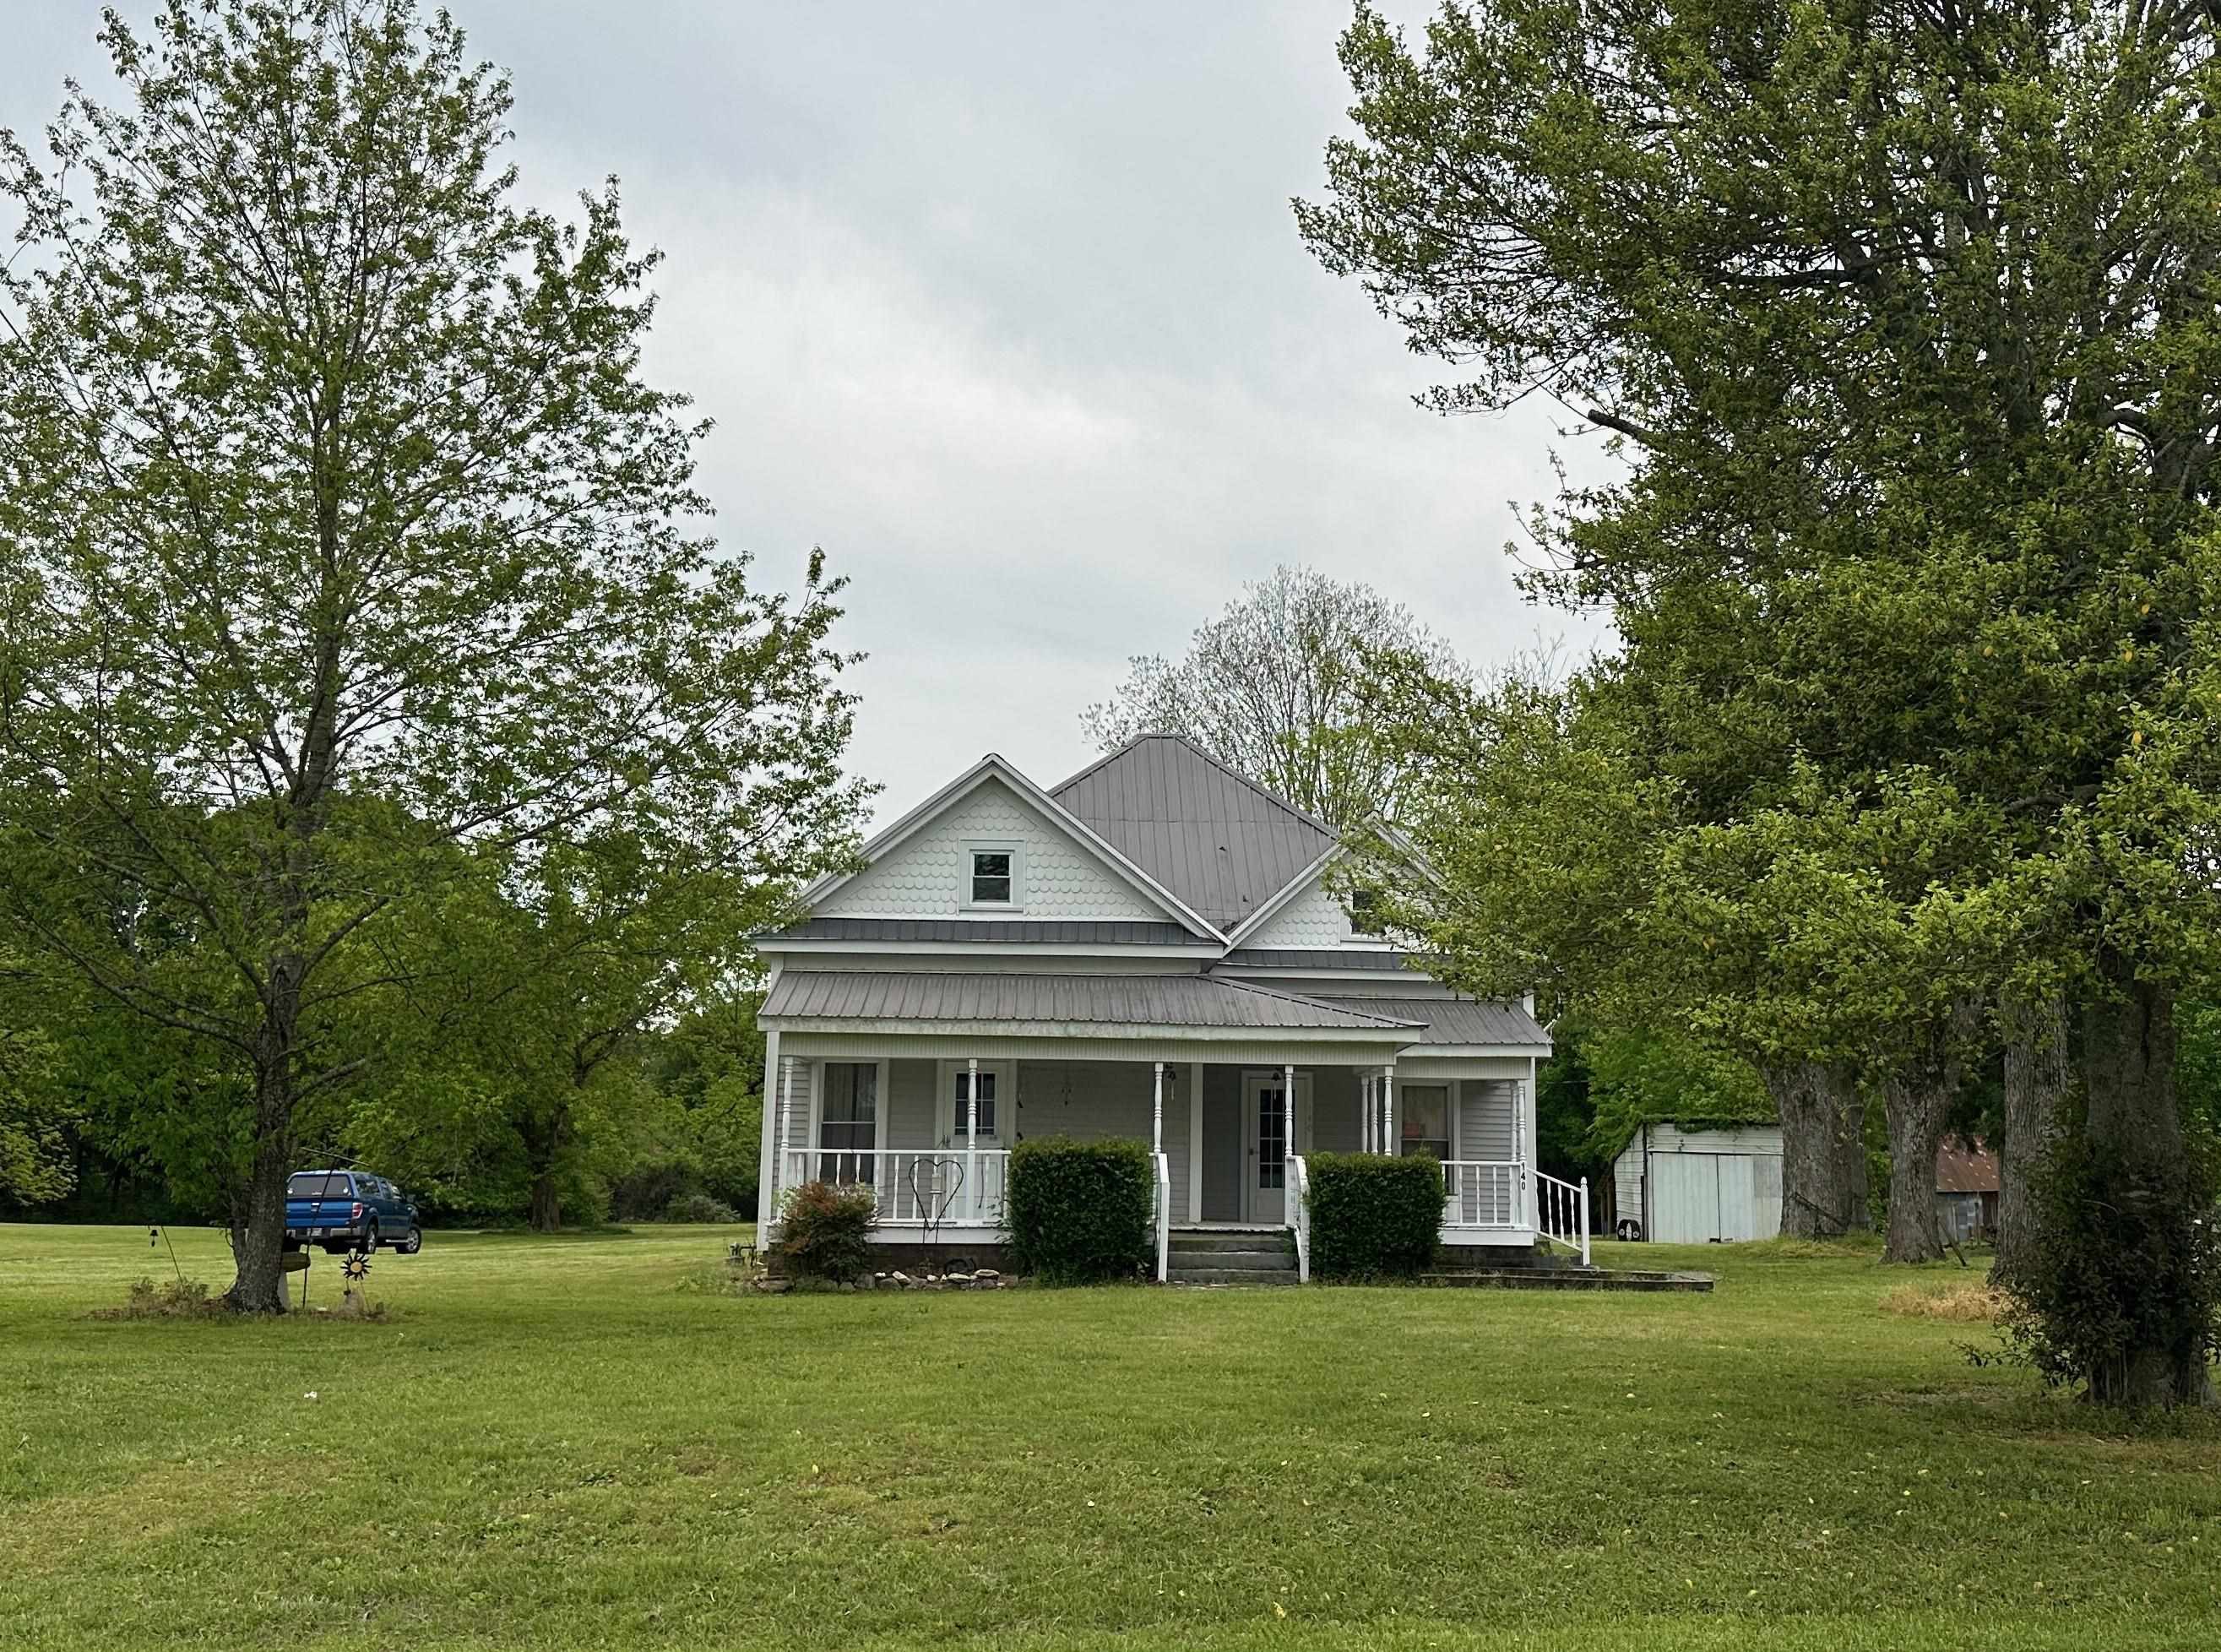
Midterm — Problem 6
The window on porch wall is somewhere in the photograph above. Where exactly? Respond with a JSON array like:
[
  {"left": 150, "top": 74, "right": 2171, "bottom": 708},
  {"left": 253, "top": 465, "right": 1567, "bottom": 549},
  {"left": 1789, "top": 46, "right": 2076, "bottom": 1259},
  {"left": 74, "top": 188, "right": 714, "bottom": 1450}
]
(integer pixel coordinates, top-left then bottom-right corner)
[
  {"left": 817, "top": 1062, "right": 877, "bottom": 1182},
  {"left": 951, "top": 1069, "right": 996, "bottom": 1139},
  {"left": 1399, "top": 1085, "right": 1449, "bottom": 1161}
]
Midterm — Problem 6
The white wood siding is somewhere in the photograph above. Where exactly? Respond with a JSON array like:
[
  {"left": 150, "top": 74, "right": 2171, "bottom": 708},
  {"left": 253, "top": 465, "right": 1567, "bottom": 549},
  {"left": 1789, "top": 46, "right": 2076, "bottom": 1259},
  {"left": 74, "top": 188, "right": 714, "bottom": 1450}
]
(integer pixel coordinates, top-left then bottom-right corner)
[
  {"left": 1013, "top": 1060, "right": 1187, "bottom": 1198},
  {"left": 1309, "top": 1067, "right": 1363, "bottom": 1152},
  {"left": 817, "top": 777, "right": 1165, "bottom": 921},
  {"left": 886, "top": 1059, "right": 937, "bottom": 1151},
  {"left": 1458, "top": 1080, "right": 1517, "bottom": 1160},
  {"left": 774, "top": 1057, "right": 813, "bottom": 1175}
]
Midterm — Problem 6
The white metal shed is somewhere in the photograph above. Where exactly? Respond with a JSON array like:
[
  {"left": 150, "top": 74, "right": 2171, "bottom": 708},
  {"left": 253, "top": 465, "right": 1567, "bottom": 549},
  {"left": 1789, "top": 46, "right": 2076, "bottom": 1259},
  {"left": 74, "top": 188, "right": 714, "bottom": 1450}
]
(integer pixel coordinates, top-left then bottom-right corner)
[{"left": 1611, "top": 1122, "right": 1784, "bottom": 1243}]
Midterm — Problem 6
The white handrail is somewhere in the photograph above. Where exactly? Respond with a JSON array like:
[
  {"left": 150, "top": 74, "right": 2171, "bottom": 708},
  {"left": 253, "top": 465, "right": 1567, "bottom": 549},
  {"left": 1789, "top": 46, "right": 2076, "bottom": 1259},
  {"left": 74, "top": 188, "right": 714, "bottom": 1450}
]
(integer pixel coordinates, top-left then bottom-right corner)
[
  {"left": 781, "top": 1148, "right": 1010, "bottom": 1226},
  {"left": 1531, "top": 1166, "right": 1592, "bottom": 1265},
  {"left": 1153, "top": 1151, "right": 1171, "bottom": 1282},
  {"left": 1289, "top": 1155, "right": 1311, "bottom": 1284}
]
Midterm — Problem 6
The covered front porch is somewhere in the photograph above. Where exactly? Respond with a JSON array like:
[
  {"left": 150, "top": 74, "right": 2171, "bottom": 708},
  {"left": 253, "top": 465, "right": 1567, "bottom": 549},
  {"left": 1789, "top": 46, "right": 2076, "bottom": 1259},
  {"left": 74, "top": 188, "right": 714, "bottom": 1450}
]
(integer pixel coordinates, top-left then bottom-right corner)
[{"left": 763, "top": 1044, "right": 1587, "bottom": 1278}]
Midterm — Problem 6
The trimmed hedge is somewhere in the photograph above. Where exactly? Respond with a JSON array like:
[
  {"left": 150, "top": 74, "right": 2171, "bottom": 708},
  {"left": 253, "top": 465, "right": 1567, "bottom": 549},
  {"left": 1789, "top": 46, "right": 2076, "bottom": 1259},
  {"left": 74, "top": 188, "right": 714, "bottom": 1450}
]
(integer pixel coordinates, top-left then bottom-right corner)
[
  {"left": 1007, "top": 1137, "right": 1154, "bottom": 1285},
  {"left": 774, "top": 1179, "right": 877, "bottom": 1282},
  {"left": 1306, "top": 1152, "right": 1443, "bottom": 1280}
]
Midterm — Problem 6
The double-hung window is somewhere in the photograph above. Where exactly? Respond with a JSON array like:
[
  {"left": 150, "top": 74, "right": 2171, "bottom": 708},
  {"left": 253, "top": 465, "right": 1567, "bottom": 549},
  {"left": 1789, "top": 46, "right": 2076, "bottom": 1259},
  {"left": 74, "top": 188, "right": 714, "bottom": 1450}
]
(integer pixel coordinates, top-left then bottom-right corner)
[
  {"left": 950, "top": 1068, "right": 997, "bottom": 1141},
  {"left": 963, "top": 842, "right": 1020, "bottom": 909},
  {"left": 1399, "top": 1084, "right": 1451, "bottom": 1162}
]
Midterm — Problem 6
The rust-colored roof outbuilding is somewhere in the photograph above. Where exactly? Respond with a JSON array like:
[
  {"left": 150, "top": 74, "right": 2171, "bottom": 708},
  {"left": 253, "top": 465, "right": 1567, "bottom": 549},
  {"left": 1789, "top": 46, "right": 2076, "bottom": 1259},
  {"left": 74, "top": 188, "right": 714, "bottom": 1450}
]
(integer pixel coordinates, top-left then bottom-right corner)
[{"left": 1935, "top": 1138, "right": 2001, "bottom": 1194}]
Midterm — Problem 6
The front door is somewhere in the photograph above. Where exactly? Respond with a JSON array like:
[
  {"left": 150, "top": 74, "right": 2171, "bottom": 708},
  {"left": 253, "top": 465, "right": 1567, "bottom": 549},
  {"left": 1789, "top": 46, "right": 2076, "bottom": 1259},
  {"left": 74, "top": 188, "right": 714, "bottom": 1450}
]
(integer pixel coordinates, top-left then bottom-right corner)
[{"left": 1241, "top": 1071, "right": 1311, "bottom": 1225}]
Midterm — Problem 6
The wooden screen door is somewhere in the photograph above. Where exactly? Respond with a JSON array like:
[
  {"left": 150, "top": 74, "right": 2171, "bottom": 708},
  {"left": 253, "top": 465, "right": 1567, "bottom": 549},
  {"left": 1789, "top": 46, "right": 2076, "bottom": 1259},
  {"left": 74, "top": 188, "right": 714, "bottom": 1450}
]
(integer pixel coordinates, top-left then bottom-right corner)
[{"left": 1241, "top": 1071, "right": 1311, "bottom": 1225}]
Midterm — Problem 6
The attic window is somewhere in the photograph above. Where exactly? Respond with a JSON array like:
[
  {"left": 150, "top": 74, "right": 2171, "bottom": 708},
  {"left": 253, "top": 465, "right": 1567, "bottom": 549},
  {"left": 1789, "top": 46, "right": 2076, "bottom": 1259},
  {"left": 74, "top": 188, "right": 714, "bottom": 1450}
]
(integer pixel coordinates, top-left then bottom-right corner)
[
  {"left": 964, "top": 843, "right": 1020, "bottom": 909},
  {"left": 1346, "top": 888, "right": 1383, "bottom": 935}
]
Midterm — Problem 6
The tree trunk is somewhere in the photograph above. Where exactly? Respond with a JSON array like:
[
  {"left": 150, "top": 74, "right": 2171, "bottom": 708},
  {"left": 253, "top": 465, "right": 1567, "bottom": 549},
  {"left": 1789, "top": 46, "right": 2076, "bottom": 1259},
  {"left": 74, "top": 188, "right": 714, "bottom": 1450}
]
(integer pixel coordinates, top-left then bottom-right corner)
[
  {"left": 1768, "top": 1061, "right": 1870, "bottom": 1237},
  {"left": 529, "top": 1171, "right": 562, "bottom": 1234},
  {"left": 1881, "top": 1069, "right": 1951, "bottom": 1264},
  {"left": 524, "top": 1099, "right": 571, "bottom": 1233},
  {"left": 1995, "top": 990, "right": 2070, "bottom": 1291},
  {"left": 225, "top": 954, "right": 305, "bottom": 1312},
  {"left": 2078, "top": 958, "right": 2214, "bottom": 1408}
]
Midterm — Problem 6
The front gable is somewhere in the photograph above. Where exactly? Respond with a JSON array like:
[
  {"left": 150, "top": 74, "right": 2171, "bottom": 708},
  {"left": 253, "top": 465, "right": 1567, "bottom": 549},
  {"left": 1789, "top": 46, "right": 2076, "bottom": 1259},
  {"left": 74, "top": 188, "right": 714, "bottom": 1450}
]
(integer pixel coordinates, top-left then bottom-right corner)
[{"left": 816, "top": 771, "right": 1196, "bottom": 927}]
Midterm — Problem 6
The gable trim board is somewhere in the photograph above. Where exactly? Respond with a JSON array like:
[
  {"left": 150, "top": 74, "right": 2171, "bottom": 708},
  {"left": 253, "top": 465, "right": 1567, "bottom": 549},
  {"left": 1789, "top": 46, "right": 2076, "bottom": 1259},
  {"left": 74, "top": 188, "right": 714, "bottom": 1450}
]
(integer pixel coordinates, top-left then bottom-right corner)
[
  {"left": 797, "top": 754, "right": 1225, "bottom": 941},
  {"left": 1222, "top": 843, "right": 1344, "bottom": 947}
]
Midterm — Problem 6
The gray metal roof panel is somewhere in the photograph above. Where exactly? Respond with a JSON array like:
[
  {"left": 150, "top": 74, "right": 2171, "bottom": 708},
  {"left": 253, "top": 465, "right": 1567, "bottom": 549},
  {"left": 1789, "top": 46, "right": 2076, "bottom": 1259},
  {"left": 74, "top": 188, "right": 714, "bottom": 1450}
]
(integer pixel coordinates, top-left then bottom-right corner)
[
  {"left": 1051, "top": 736, "right": 1337, "bottom": 931},
  {"left": 1220, "top": 948, "right": 1419, "bottom": 972},
  {"left": 1309, "top": 996, "right": 1551, "bottom": 1048},
  {"left": 758, "top": 916, "right": 1206, "bottom": 947},
  {"left": 761, "top": 972, "right": 1425, "bottom": 1031}
]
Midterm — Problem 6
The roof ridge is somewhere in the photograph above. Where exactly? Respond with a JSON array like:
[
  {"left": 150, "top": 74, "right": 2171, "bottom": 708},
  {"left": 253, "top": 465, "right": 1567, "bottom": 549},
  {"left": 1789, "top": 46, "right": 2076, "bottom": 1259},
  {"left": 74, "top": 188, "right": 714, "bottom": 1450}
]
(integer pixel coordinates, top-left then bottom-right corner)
[{"left": 1050, "top": 731, "right": 1339, "bottom": 839}]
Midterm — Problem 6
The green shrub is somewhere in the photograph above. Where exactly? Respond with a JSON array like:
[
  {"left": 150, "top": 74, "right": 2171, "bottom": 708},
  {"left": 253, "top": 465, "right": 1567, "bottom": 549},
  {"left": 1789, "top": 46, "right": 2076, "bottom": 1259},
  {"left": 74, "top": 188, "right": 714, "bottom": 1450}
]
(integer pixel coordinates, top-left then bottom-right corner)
[
  {"left": 665, "top": 1191, "right": 742, "bottom": 1225},
  {"left": 774, "top": 1180, "right": 877, "bottom": 1282},
  {"left": 1986, "top": 1133, "right": 2221, "bottom": 1405},
  {"left": 1007, "top": 1137, "right": 1154, "bottom": 1285},
  {"left": 1306, "top": 1153, "right": 1442, "bottom": 1280}
]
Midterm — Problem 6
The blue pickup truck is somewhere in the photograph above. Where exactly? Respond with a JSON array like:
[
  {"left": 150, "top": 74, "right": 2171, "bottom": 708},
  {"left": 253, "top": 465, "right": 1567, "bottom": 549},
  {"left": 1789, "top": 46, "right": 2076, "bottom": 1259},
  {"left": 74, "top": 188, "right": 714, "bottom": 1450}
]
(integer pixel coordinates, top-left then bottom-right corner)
[{"left": 285, "top": 1170, "right": 423, "bottom": 1256}]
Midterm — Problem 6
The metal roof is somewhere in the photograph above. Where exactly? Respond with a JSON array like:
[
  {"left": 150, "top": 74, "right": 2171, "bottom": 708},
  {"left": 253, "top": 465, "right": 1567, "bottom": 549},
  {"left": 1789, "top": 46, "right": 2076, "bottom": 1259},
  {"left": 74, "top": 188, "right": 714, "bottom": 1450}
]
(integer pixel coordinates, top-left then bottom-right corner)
[
  {"left": 1219, "top": 947, "right": 1420, "bottom": 972},
  {"left": 758, "top": 917, "right": 1206, "bottom": 947},
  {"left": 761, "top": 971, "right": 1425, "bottom": 1032},
  {"left": 1051, "top": 736, "right": 1336, "bottom": 932},
  {"left": 1308, "top": 996, "right": 1552, "bottom": 1049},
  {"left": 1935, "top": 1138, "right": 2000, "bottom": 1194}
]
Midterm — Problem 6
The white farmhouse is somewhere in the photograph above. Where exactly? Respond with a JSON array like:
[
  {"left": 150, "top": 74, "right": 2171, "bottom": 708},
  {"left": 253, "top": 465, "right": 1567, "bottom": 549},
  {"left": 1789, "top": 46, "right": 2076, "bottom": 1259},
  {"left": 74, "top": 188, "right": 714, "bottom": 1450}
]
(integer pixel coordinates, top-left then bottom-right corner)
[{"left": 753, "top": 735, "right": 1583, "bottom": 1282}]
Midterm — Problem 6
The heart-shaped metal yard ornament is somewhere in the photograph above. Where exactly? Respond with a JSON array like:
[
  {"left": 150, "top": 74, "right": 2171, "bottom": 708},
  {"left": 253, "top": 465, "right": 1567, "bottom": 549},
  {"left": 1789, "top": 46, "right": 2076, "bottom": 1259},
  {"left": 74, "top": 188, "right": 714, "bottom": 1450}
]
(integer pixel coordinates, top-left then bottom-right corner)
[{"left": 904, "top": 1155, "right": 964, "bottom": 1238}]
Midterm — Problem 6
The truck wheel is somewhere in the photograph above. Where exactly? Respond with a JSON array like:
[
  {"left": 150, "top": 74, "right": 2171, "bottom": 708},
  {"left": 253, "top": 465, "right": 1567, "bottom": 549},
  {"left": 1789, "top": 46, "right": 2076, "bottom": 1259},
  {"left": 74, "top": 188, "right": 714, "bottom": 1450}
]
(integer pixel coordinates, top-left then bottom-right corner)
[
  {"left": 363, "top": 1219, "right": 380, "bottom": 1252},
  {"left": 399, "top": 1225, "right": 422, "bottom": 1255}
]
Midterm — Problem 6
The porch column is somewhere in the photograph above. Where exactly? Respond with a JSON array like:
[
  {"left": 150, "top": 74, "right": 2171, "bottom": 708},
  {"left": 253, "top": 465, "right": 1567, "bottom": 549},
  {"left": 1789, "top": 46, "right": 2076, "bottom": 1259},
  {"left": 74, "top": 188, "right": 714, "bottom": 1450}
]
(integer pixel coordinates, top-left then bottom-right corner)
[
  {"left": 1187, "top": 1060, "right": 1204, "bottom": 1223},
  {"left": 1360, "top": 1073, "right": 1372, "bottom": 1153},
  {"left": 772, "top": 1054, "right": 790, "bottom": 1211},
  {"left": 1514, "top": 1073, "right": 1528, "bottom": 1228},
  {"left": 1152, "top": 1062, "right": 1165, "bottom": 1156},
  {"left": 1282, "top": 1062, "right": 1296, "bottom": 1225},
  {"left": 966, "top": 1056, "right": 980, "bottom": 1224},
  {"left": 1383, "top": 1065, "right": 1395, "bottom": 1157}
]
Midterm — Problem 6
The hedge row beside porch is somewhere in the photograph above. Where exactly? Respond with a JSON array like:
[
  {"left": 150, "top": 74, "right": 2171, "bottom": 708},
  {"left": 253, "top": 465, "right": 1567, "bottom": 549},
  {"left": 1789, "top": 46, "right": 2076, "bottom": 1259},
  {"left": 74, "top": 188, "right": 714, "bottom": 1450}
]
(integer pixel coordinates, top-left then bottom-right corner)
[
  {"left": 1306, "top": 1152, "right": 1442, "bottom": 1280},
  {"left": 1007, "top": 1137, "right": 1154, "bottom": 1285}
]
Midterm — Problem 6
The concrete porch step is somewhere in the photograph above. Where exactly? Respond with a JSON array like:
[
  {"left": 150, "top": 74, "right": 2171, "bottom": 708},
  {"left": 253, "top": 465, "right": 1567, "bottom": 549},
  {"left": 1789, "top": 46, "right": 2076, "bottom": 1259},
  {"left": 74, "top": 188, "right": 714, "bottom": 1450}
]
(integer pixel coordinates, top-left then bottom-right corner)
[
  {"left": 1167, "top": 1229, "right": 1294, "bottom": 1255},
  {"left": 1168, "top": 1264, "right": 1301, "bottom": 1287},
  {"left": 1168, "top": 1247, "right": 1294, "bottom": 1272}
]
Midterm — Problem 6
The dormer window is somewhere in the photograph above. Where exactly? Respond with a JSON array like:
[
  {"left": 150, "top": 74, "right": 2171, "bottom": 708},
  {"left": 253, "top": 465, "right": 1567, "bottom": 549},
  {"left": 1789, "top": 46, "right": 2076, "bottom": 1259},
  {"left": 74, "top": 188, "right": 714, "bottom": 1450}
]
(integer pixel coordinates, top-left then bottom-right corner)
[{"left": 963, "top": 841, "right": 1021, "bottom": 909}]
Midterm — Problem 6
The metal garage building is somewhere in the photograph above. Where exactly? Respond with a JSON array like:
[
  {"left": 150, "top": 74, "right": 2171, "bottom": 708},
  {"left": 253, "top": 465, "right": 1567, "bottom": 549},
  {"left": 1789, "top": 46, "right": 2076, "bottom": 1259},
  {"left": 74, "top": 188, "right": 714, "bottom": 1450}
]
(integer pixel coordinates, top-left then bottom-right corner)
[{"left": 1610, "top": 1122, "right": 1784, "bottom": 1243}]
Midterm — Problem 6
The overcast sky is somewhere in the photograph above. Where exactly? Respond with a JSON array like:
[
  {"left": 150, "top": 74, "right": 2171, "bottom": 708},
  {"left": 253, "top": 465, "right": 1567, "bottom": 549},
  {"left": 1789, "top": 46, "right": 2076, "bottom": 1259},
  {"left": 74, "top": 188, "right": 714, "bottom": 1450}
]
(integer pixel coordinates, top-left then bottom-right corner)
[{"left": 6, "top": 2, "right": 1612, "bottom": 825}]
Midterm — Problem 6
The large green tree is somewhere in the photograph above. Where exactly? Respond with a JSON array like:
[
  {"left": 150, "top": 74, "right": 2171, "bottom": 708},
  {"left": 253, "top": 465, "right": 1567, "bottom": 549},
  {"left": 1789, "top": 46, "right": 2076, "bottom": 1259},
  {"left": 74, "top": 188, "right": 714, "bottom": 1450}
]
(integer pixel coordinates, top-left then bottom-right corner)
[
  {"left": 0, "top": 2, "right": 866, "bottom": 1309},
  {"left": 1302, "top": 0, "right": 2221, "bottom": 1398}
]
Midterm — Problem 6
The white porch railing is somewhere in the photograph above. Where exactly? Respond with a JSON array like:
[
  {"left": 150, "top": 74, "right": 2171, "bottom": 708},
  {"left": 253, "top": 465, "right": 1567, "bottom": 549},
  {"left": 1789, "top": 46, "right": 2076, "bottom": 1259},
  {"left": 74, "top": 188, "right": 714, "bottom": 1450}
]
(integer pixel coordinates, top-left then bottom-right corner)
[
  {"left": 1442, "top": 1160, "right": 1524, "bottom": 1229},
  {"left": 1533, "top": 1167, "right": 1592, "bottom": 1265},
  {"left": 1289, "top": 1155, "right": 1311, "bottom": 1284},
  {"left": 780, "top": 1149, "right": 1010, "bottom": 1227},
  {"left": 1152, "top": 1151, "right": 1170, "bottom": 1282}
]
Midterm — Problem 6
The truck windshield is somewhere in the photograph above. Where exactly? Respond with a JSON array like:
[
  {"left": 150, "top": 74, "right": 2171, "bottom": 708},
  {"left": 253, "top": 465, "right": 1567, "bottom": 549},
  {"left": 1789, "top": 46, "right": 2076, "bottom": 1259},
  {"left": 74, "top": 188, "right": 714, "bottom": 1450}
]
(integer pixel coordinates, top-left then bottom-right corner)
[{"left": 287, "top": 1173, "right": 349, "bottom": 1198}]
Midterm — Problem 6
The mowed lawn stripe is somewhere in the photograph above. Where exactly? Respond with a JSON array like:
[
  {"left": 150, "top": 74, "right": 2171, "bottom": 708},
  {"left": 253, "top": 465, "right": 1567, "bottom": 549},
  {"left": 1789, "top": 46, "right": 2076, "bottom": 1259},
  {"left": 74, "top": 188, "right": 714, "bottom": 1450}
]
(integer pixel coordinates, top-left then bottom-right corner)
[{"left": 2, "top": 1224, "right": 2215, "bottom": 1650}]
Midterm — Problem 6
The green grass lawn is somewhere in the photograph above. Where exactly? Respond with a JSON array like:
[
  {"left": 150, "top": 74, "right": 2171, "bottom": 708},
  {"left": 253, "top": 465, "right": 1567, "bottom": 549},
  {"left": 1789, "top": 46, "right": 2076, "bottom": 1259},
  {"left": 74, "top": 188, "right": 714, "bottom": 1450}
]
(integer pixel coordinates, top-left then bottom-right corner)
[{"left": 3, "top": 1224, "right": 2216, "bottom": 1651}]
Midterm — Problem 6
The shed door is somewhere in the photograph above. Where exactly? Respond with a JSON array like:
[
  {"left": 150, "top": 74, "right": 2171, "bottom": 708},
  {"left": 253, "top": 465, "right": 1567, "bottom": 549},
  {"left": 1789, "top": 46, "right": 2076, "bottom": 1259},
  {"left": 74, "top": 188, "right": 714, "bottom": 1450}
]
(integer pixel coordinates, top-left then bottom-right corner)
[{"left": 1650, "top": 1154, "right": 1720, "bottom": 1244}]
